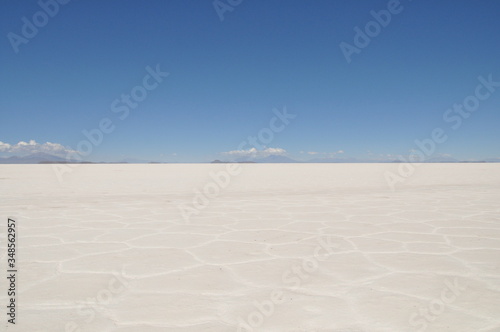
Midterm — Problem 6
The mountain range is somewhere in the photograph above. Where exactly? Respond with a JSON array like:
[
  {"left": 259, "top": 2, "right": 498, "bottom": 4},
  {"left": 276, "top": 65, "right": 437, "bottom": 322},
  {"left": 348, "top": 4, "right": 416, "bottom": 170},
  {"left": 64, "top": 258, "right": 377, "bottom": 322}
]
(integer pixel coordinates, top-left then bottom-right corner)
[
  {"left": 0, "top": 152, "right": 69, "bottom": 164},
  {"left": 1, "top": 152, "right": 499, "bottom": 164}
]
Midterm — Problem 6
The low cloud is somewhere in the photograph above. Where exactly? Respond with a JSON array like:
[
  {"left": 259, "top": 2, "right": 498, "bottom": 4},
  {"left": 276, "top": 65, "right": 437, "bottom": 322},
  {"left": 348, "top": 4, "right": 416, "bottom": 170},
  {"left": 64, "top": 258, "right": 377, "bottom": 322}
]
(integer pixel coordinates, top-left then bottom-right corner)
[
  {"left": 223, "top": 147, "right": 287, "bottom": 158},
  {"left": 300, "top": 150, "right": 345, "bottom": 157},
  {"left": 0, "top": 140, "right": 76, "bottom": 156}
]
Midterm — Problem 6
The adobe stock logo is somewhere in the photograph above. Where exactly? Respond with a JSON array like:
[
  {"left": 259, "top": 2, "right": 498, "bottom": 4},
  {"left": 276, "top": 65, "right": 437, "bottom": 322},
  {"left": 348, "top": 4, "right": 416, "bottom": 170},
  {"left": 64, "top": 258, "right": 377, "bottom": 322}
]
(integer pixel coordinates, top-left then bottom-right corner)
[
  {"left": 7, "top": 0, "right": 71, "bottom": 54},
  {"left": 53, "top": 64, "right": 169, "bottom": 183},
  {"left": 178, "top": 106, "right": 295, "bottom": 223},
  {"left": 339, "top": 0, "right": 406, "bottom": 64},
  {"left": 384, "top": 74, "right": 499, "bottom": 191},
  {"left": 213, "top": 0, "right": 243, "bottom": 21},
  {"left": 237, "top": 235, "right": 340, "bottom": 332},
  {"left": 409, "top": 278, "right": 467, "bottom": 332}
]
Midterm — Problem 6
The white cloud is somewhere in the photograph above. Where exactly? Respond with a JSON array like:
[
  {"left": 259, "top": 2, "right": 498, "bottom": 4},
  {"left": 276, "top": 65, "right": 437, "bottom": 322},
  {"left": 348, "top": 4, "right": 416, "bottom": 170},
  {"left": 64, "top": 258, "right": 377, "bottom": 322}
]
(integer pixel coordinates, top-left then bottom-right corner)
[
  {"left": 0, "top": 140, "right": 75, "bottom": 156},
  {"left": 223, "top": 147, "right": 287, "bottom": 158},
  {"left": 264, "top": 147, "right": 286, "bottom": 155},
  {"left": 304, "top": 150, "right": 345, "bottom": 158},
  {"left": 0, "top": 141, "right": 12, "bottom": 152}
]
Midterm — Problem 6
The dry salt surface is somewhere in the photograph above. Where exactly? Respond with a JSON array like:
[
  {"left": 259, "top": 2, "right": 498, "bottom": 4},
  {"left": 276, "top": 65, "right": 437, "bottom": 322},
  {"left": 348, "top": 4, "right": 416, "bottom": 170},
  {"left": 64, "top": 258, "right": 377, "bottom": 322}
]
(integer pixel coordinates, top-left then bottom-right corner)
[{"left": 0, "top": 163, "right": 499, "bottom": 332}]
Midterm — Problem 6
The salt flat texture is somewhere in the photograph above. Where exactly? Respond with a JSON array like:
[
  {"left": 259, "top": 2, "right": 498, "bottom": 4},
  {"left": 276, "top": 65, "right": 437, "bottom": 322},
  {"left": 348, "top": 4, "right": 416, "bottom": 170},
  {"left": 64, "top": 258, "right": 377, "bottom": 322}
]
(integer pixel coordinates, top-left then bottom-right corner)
[{"left": 0, "top": 164, "right": 499, "bottom": 332}]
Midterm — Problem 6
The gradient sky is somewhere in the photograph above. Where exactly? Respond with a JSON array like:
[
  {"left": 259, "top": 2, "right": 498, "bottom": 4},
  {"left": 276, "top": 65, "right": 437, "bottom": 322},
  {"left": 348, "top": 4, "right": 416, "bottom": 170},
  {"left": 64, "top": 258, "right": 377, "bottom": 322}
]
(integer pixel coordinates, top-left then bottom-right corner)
[{"left": 1, "top": 0, "right": 499, "bottom": 162}]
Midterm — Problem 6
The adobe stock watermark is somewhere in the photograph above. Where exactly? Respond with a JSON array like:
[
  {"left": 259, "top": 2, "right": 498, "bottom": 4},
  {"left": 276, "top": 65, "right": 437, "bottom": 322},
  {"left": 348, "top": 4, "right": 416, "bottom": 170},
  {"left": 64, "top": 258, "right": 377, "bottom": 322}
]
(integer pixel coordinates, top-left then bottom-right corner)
[
  {"left": 7, "top": 0, "right": 71, "bottom": 54},
  {"left": 178, "top": 106, "right": 296, "bottom": 222},
  {"left": 339, "top": 0, "right": 407, "bottom": 64},
  {"left": 53, "top": 64, "right": 169, "bottom": 183},
  {"left": 213, "top": 0, "right": 243, "bottom": 21},
  {"left": 385, "top": 74, "right": 500, "bottom": 191},
  {"left": 237, "top": 235, "right": 340, "bottom": 332},
  {"left": 64, "top": 271, "right": 129, "bottom": 332},
  {"left": 409, "top": 277, "right": 467, "bottom": 332}
]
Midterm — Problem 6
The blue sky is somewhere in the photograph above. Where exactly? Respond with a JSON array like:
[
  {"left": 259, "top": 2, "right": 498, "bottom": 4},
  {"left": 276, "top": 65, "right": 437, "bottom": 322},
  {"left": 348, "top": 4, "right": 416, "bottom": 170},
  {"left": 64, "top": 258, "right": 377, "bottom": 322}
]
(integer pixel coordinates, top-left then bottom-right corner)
[{"left": 1, "top": 0, "right": 499, "bottom": 162}]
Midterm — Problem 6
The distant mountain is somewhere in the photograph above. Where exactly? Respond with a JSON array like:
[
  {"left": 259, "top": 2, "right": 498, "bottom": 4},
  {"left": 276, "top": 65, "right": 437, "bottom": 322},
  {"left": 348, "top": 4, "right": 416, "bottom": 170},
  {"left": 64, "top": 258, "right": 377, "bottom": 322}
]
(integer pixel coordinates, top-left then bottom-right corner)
[
  {"left": 425, "top": 156, "right": 459, "bottom": 163},
  {"left": 211, "top": 160, "right": 256, "bottom": 163},
  {"left": 308, "top": 157, "right": 360, "bottom": 163},
  {"left": 3, "top": 153, "right": 498, "bottom": 164},
  {"left": 0, "top": 152, "right": 69, "bottom": 164},
  {"left": 254, "top": 155, "right": 299, "bottom": 163},
  {"left": 118, "top": 157, "right": 151, "bottom": 164}
]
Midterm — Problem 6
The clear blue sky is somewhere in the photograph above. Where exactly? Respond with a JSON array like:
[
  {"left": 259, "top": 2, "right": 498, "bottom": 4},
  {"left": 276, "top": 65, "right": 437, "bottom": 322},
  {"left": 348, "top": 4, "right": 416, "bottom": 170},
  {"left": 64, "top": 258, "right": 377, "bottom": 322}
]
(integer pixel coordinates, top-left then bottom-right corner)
[{"left": 1, "top": 0, "right": 499, "bottom": 162}]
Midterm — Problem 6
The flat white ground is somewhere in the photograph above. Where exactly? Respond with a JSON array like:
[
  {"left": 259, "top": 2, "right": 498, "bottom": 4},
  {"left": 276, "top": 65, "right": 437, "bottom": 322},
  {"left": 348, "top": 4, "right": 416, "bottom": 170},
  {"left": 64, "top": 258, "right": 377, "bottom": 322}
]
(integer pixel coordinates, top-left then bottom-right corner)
[{"left": 0, "top": 164, "right": 499, "bottom": 332}]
